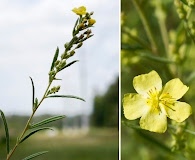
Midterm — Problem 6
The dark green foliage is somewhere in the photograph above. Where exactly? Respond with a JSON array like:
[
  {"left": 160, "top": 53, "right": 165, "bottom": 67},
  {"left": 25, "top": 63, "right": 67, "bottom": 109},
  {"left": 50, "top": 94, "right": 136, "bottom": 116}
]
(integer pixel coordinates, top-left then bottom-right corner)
[{"left": 92, "top": 77, "right": 118, "bottom": 127}]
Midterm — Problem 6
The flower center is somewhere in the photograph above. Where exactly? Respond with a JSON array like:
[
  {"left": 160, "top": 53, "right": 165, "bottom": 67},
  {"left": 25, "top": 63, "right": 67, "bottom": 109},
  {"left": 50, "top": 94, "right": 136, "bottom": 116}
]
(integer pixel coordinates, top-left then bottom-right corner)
[
  {"left": 146, "top": 88, "right": 176, "bottom": 112},
  {"left": 146, "top": 88, "right": 160, "bottom": 111},
  {"left": 159, "top": 93, "right": 176, "bottom": 111}
]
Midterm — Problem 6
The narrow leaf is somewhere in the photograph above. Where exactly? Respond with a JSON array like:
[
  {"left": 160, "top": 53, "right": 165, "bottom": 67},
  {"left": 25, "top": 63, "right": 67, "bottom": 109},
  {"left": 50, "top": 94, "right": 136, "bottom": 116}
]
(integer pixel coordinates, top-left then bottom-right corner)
[
  {"left": 47, "top": 95, "right": 85, "bottom": 102},
  {"left": 22, "top": 151, "right": 48, "bottom": 160},
  {"left": 29, "top": 77, "right": 35, "bottom": 110},
  {"left": 72, "top": 18, "right": 79, "bottom": 36},
  {"left": 139, "top": 52, "right": 175, "bottom": 64},
  {"left": 123, "top": 121, "right": 172, "bottom": 153},
  {"left": 30, "top": 115, "right": 65, "bottom": 129},
  {"left": 50, "top": 47, "right": 59, "bottom": 71},
  {"left": 19, "top": 127, "right": 53, "bottom": 144},
  {"left": 58, "top": 60, "right": 79, "bottom": 72},
  {"left": 0, "top": 109, "right": 10, "bottom": 154}
]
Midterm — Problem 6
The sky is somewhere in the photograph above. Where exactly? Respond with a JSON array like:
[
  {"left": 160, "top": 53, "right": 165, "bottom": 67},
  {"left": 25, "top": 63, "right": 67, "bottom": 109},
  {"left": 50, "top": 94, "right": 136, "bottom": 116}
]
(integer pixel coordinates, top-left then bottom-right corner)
[{"left": 0, "top": 0, "right": 119, "bottom": 117}]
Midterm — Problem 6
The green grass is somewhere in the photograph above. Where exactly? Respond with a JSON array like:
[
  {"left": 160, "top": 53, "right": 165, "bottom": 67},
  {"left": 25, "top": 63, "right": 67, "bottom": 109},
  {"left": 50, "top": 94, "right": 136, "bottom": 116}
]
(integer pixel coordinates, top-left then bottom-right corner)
[{"left": 0, "top": 128, "right": 118, "bottom": 160}]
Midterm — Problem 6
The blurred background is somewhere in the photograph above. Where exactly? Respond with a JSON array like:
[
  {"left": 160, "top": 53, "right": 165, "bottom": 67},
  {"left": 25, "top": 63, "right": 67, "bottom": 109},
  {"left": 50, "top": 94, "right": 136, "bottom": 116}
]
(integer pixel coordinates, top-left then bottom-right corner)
[
  {"left": 0, "top": 0, "right": 119, "bottom": 159},
  {"left": 122, "top": 0, "right": 195, "bottom": 160}
]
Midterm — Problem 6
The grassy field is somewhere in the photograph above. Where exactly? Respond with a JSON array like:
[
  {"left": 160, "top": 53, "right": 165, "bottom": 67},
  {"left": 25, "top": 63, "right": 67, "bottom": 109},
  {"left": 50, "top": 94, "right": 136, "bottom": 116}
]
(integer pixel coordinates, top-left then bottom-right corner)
[{"left": 0, "top": 128, "right": 118, "bottom": 160}]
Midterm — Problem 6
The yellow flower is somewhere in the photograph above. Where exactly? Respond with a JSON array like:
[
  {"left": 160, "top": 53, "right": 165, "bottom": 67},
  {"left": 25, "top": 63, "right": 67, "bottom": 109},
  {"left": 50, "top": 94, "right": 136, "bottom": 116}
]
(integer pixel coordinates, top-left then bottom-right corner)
[
  {"left": 88, "top": 19, "right": 96, "bottom": 26},
  {"left": 123, "top": 70, "right": 192, "bottom": 133},
  {"left": 72, "top": 6, "right": 86, "bottom": 16}
]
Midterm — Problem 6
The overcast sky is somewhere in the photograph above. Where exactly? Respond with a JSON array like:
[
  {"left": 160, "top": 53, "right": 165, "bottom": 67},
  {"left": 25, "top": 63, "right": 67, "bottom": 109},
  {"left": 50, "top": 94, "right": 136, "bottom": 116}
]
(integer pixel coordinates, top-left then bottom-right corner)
[{"left": 0, "top": 0, "right": 119, "bottom": 116}]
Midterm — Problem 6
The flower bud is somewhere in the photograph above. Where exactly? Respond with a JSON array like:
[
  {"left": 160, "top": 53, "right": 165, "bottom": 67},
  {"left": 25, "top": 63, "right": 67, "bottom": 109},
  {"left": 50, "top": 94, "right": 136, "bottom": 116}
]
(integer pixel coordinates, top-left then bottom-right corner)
[
  {"left": 61, "top": 59, "right": 66, "bottom": 66},
  {"left": 88, "top": 19, "right": 96, "bottom": 26},
  {"left": 90, "top": 12, "right": 94, "bottom": 15},
  {"left": 70, "top": 50, "right": 75, "bottom": 56},
  {"left": 79, "top": 34, "right": 84, "bottom": 40},
  {"left": 64, "top": 42, "right": 69, "bottom": 48},
  {"left": 75, "top": 43, "right": 83, "bottom": 49},
  {"left": 77, "top": 23, "right": 85, "bottom": 30},
  {"left": 54, "top": 60, "right": 60, "bottom": 66}
]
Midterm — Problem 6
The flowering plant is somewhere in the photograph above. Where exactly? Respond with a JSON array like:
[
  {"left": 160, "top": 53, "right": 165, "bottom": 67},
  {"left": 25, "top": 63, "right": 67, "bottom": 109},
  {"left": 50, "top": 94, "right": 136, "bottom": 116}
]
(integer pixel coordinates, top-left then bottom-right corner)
[
  {"left": 0, "top": 6, "right": 95, "bottom": 160},
  {"left": 122, "top": 0, "right": 195, "bottom": 159}
]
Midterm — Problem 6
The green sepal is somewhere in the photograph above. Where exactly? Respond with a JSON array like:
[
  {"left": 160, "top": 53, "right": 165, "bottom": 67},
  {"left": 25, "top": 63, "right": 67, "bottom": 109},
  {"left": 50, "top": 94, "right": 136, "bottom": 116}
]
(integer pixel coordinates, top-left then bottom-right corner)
[
  {"left": 0, "top": 109, "right": 10, "bottom": 154},
  {"left": 50, "top": 47, "right": 59, "bottom": 71},
  {"left": 19, "top": 127, "right": 53, "bottom": 144},
  {"left": 22, "top": 151, "right": 48, "bottom": 160},
  {"left": 58, "top": 60, "right": 79, "bottom": 72},
  {"left": 30, "top": 115, "right": 66, "bottom": 129},
  {"left": 46, "top": 95, "right": 85, "bottom": 102}
]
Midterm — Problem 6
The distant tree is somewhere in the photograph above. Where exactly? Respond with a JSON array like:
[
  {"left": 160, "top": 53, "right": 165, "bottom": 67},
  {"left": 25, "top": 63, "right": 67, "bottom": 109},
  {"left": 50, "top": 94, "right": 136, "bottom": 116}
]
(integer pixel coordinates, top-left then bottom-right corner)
[{"left": 92, "top": 77, "right": 118, "bottom": 127}]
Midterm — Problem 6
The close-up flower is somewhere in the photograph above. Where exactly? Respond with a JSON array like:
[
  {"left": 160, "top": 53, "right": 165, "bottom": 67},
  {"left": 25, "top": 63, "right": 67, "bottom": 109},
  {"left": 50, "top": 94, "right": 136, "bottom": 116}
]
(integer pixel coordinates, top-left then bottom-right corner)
[
  {"left": 72, "top": 6, "right": 87, "bottom": 15},
  {"left": 123, "top": 70, "right": 192, "bottom": 133}
]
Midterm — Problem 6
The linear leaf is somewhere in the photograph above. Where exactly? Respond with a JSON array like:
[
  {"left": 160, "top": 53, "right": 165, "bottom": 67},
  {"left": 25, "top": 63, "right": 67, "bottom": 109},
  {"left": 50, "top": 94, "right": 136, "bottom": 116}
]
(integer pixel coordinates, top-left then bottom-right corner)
[
  {"left": 30, "top": 115, "right": 65, "bottom": 129},
  {"left": 0, "top": 109, "right": 10, "bottom": 154},
  {"left": 50, "top": 47, "right": 59, "bottom": 71},
  {"left": 139, "top": 52, "right": 175, "bottom": 64},
  {"left": 122, "top": 121, "right": 172, "bottom": 153},
  {"left": 58, "top": 60, "right": 79, "bottom": 72},
  {"left": 19, "top": 127, "right": 53, "bottom": 144},
  {"left": 72, "top": 18, "right": 79, "bottom": 36},
  {"left": 47, "top": 95, "right": 85, "bottom": 102},
  {"left": 22, "top": 151, "right": 48, "bottom": 160},
  {"left": 29, "top": 77, "right": 35, "bottom": 110}
]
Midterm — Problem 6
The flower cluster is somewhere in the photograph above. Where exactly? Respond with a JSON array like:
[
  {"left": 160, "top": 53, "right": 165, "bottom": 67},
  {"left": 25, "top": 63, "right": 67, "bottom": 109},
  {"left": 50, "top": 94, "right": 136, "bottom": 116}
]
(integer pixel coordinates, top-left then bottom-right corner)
[
  {"left": 48, "top": 6, "right": 95, "bottom": 83},
  {"left": 123, "top": 70, "right": 192, "bottom": 133},
  {"left": 175, "top": 0, "right": 189, "bottom": 20},
  {"left": 72, "top": 6, "right": 96, "bottom": 28}
]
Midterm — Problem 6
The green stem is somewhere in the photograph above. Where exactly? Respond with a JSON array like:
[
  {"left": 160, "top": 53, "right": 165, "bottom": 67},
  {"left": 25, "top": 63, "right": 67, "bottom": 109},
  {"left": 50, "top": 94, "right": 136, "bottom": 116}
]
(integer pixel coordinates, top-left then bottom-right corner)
[
  {"left": 158, "top": 17, "right": 169, "bottom": 56},
  {"left": 6, "top": 80, "right": 53, "bottom": 160},
  {"left": 132, "top": 0, "right": 158, "bottom": 55}
]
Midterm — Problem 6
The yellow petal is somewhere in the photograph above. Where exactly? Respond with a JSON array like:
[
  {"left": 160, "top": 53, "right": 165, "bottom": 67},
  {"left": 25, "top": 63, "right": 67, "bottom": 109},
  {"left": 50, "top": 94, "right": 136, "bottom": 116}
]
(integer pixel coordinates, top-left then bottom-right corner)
[
  {"left": 133, "top": 70, "right": 162, "bottom": 97},
  {"left": 88, "top": 19, "right": 96, "bottom": 26},
  {"left": 72, "top": 6, "right": 86, "bottom": 15},
  {"left": 140, "top": 110, "right": 167, "bottom": 133},
  {"left": 161, "top": 78, "right": 189, "bottom": 100},
  {"left": 165, "top": 102, "right": 192, "bottom": 122},
  {"left": 123, "top": 93, "right": 148, "bottom": 120}
]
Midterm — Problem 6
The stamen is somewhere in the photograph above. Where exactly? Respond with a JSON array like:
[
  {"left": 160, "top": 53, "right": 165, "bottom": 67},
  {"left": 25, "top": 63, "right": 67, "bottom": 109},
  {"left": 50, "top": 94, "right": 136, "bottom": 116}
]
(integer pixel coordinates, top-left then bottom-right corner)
[{"left": 163, "top": 103, "right": 176, "bottom": 111}]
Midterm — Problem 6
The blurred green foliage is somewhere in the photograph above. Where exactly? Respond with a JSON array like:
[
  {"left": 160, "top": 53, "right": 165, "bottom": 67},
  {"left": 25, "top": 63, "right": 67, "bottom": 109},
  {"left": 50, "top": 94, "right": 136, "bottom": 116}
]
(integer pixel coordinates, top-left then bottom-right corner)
[
  {"left": 0, "top": 128, "right": 118, "bottom": 160},
  {"left": 121, "top": 0, "right": 195, "bottom": 159},
  {"left": 92, "top": 77, "right": 118, "bottom": 127}
]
